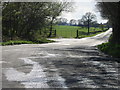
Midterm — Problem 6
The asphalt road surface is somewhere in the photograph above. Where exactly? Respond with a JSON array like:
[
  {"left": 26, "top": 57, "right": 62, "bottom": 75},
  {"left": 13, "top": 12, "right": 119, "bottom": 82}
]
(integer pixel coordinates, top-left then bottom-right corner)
[{"left": 1, "top": 28, "right": 120, "bottom": 89}]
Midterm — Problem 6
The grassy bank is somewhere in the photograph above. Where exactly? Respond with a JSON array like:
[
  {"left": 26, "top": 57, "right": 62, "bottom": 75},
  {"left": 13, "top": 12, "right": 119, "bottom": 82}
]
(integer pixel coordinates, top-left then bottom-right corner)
[
  {"left": 1, "top": 39, "right": 55, "bottom": 46},
  {"left": 97, "top": 42, "right": 120, "bottom": 58}
]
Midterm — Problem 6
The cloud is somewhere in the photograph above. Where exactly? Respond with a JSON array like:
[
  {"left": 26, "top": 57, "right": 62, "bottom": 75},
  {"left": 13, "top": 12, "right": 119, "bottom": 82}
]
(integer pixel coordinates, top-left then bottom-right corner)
[{"left": 60, "top": 1, "right": 108, "bottom": 23}]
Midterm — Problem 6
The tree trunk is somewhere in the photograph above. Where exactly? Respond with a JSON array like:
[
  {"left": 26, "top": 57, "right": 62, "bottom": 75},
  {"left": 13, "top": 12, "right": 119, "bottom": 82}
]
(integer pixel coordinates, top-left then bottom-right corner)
[
  {"left": 88, "top": 20, "right": 90, "bottom": 35},
  {"left": 111, "top": 22, "right": 120, "bottom": 44},
  {"left": 48, "top": 17, "right": 54, "bottom": 37},
  {"left": 48, "top": 24, "right": 53, "bottom": 37},
  {"left": 110, "top": 3, "right": 120, "bottom": 44}
]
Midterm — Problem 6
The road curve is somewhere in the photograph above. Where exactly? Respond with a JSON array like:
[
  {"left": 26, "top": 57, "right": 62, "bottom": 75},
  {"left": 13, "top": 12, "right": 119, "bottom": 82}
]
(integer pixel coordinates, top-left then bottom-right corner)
[{"left": 2, "top": 28, "right": 120, "bottom": 89}]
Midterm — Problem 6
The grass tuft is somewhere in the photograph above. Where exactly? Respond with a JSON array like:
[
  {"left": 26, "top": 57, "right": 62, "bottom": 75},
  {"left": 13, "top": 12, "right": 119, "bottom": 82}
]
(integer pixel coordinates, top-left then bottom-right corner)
[{"left": 0, "top": 39, "right": 55, "bottom": 46}]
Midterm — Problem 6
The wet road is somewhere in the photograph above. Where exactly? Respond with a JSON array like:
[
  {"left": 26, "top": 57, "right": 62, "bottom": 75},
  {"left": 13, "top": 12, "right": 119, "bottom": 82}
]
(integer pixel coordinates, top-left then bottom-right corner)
[{"left": 1, "top": 29, "right": 120, "bottom": 89}]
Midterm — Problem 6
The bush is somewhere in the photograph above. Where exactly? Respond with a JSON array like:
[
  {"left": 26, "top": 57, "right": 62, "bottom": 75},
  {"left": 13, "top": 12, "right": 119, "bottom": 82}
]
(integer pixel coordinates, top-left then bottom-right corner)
[{"left": 97, "top": 42, "right": 120, "bottom": 58}]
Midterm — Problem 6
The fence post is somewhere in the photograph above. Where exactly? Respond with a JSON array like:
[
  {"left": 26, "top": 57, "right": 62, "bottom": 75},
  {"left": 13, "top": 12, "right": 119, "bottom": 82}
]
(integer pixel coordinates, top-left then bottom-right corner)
[
  {"left": 76, "top": 30, "right": 79, "bottom": 38},
  {"left": 55, "top": 30, "right": 56, "bottom": 37}
]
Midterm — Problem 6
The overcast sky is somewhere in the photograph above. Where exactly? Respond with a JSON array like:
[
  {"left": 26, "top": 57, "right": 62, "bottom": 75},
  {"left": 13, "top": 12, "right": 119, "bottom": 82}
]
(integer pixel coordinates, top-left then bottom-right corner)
[{"left": 59, "top": 0, "right": 108, "bottom": 23}]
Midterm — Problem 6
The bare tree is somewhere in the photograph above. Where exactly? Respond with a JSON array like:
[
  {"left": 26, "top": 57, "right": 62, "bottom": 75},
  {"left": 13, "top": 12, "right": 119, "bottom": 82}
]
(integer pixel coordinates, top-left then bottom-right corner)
[{"left": 81, "top": 12, "right": 96, "bottom": 34}]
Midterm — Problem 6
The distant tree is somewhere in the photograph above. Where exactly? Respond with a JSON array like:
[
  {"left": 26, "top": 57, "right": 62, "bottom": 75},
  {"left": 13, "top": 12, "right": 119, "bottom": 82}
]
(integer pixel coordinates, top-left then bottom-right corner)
[
  {"left": 70, "top": 19, "right": 77, "bottom": 26},
  {"left": 96, "top": 2, "right": 120, "bottom": 44},
  {"left": 81, "top": 12, "right": 96, "bottom": 34},
  {"left": 56, "top": 18, "right": 68, "bottom": 25},
  {"left": 78, "top": 19, "right": 84, "bottom": 28},
  {"left": 90, "top": 20, "right": 98, "bottom": 27}
]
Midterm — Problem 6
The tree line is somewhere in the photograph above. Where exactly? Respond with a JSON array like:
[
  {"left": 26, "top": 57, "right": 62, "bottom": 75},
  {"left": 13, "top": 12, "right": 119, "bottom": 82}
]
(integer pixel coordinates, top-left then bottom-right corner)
[
  {"left": 2, "top": 2, "right": 72, "bottom": 41},
  {"left": 57, "top": 12, "right": 98, "bottom": 26}
]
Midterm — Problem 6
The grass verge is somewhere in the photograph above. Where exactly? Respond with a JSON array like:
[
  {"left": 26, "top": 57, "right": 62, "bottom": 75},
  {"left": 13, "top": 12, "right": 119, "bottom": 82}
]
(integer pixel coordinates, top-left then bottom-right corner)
[
  {"left": 97, "top": 42, "right": 120, "bottom": 58},
  {"left": 53, "top": 25, "right": 107, "bottom": 38},
  {"left": 1, "top": 39, "right": 55, "bottom": 46}
]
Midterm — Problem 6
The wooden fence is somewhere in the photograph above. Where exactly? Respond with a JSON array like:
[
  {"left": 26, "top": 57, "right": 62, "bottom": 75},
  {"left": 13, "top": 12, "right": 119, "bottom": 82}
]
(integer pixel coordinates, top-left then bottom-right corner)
[{"left": 76, "top": 28, "right": 108, "bottom": 38}]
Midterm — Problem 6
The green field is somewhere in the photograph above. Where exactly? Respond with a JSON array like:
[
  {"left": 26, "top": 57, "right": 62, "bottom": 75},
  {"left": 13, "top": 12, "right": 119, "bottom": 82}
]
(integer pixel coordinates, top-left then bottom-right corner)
[{"left": 53, "top": 25, "right": 105, "bottom": 38}]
